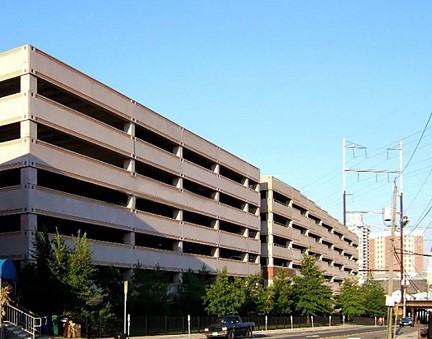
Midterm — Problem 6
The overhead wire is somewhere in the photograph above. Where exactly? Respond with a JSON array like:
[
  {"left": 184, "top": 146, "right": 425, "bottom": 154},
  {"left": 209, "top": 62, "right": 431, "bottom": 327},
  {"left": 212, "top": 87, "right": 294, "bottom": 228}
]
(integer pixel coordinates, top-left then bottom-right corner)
[{"left": 401, "top": 113, "right": 432, "bottom": 175}]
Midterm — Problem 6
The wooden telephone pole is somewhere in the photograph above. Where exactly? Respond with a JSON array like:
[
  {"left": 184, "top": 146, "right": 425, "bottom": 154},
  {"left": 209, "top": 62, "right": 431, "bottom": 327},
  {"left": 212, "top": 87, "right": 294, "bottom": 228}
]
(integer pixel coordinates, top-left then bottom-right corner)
[{"left": 386, "top": 183, "right": 398, "bottom": 339}]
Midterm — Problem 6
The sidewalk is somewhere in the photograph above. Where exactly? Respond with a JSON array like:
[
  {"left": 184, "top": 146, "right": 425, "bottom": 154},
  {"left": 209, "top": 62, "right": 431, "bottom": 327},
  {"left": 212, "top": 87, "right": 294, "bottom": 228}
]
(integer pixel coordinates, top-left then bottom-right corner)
[{"left": 397, "top": 326, "right": 427, "bottom": 339}]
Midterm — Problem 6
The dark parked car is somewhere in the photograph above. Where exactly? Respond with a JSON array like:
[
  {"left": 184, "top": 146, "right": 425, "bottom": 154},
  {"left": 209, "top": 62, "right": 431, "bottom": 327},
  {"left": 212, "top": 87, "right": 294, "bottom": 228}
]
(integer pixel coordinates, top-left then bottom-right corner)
[
  {"left": 399, "top": 317, "right": 414, "bottom": 327},
  {"left": 204, "top": 315, "right": 254, "bottom": 338}
]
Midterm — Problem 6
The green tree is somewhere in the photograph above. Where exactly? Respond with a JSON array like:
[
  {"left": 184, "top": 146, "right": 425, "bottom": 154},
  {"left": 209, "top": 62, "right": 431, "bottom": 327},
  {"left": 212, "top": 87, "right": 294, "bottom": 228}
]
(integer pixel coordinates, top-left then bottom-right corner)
[
  {"left": 94, "top": 266, "right": 125, "bottom": 315},
  {"left": 203, "top": 267, "right": 245, "bottom": 316},
  {"left": 129, "top": 264, "right": 172, "bottom": 315},
  {"left": 337, "top": 279, "right": 365, "bottom": 318},
  {"left": 291, "top": 255, "right": 334, "bottom": 318},
  {"left": 49, "top": 230, "right": 102, "bottom": 312},
  {"left": 271, "top": 269, "right": 292, "bottom": 315},
  {"left": 18, "top": 229, "right": 65, "bottom": 314},
  {"left": 18, "top": 228, "right": 105, "bottom": 322},
  {"left": 174, "top": 266, "right": 212, "bottom": 315},
  {"left": 240, "top": 273, "right": 273, "bottom": 315},
  {"left": 361, "top": 276, "right": 386, "bottom": 317}
]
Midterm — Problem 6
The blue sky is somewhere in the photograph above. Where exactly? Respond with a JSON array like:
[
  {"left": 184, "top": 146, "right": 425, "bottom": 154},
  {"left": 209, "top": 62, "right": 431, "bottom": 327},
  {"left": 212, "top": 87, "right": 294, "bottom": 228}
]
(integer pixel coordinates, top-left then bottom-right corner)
[{"left": 2, "top": 1, "right": 432, "bottom": 261}]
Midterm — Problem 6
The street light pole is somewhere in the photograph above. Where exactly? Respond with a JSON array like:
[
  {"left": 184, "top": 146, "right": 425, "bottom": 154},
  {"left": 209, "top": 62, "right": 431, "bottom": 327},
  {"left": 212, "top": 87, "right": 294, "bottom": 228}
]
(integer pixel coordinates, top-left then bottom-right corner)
[{"left": 124, "top": 280, "right": 128, "bottom": 336}]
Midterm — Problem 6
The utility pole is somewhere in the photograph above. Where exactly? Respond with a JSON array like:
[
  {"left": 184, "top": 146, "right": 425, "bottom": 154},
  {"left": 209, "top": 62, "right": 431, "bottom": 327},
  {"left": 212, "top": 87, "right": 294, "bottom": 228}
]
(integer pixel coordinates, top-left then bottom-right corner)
[
  {"left": 343, "top": 139, "right": 403, "bottom": 285},
  {"left": 400, "top": 192, "right": 405, "bottom": 317},
  {"left": 343, "top": 139, "right": 403, "bottom": 226},
  {"left": 386, "top": 182, "right": 398, "bottom": 339}
]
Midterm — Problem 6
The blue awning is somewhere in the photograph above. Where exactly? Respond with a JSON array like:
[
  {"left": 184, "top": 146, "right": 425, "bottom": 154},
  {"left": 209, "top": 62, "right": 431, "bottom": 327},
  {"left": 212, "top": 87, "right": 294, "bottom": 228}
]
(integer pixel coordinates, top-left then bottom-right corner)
[{"left": 0, "top": 259, "right": 17, "bottom": 281}]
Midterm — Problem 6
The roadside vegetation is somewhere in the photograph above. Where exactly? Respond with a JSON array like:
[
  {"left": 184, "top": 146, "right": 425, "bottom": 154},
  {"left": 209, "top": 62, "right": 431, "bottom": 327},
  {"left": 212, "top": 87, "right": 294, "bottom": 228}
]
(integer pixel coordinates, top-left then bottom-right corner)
[{"left": 15, "top": 229, "right": 386, "bottom": 327}]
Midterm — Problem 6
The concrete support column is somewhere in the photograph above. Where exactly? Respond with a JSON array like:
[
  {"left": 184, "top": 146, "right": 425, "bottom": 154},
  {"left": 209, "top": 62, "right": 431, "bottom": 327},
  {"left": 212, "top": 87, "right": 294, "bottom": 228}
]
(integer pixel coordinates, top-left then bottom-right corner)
[
  {"left": 20, "top": 213, "right": 37, "bottom": 261},
  {"left": 21, "top": 73, "right": 37, "bottom": 93},
  {"left": 124, "top": 121, "right": 135, "bottom": 136},
  {"left": 123, "top": 232, "right": 135, "bottom": 246},
  {"left": 124, "top": 158, "right": 135, "bottom": 173},
  {"left": 212, "top": 163, "right": 219, "bottom": 174},
  {"left": 21, "top": 167, "right": 37, "bottom": 186},
  {"left": 268, "top": 253, "right": 274, "bottom": 266},
  {"left": 212, "top": 191, "right": 220, "bottom": 202},
  {"left": 211, "top": 219, "right": 219, "bottom": 231},
  {"left": 173, "top": 241, "right": 183, "bottom": 253},
  {"left": 243, "top": 228, "right": 249, "bottom": 237},
  {"left": 20, "top": 120, "right": 37, "bottom": 140},
  {"left": 212, "top": 247, "right": 220, "bottom": 258},
  {"left": 268, "top": 234, "right": 274, "bottom": 266},
  {"left": 174, "top": 209, "right": 183, "bottom": 221},
  {"left": 242, "top": 177, "right": 249, "bottom": 187},
  {"left": 127, "top": 195, "right": 136, "bottom": 210},
  {"left": 268, "top": 190, "right": 273, "bottom": 200},
  {"left": 124, "top": 122, "right": 136, "bottom": 177},
  {"left": 174, "top": 146, "right": 183, "bottom": 158},
  {"left": 173, "top": 272, "right": 182, "bottom": 285},
  {"left": 173, "top": 177, "right": 183, "bottom": 189}
]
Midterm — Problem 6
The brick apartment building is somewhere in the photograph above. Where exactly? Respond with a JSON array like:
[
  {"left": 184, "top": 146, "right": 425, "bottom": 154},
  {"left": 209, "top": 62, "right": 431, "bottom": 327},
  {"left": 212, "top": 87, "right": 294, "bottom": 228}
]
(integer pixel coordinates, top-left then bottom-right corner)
[{"left": 369, "top": 230, "right": 424, "bottom": 280}]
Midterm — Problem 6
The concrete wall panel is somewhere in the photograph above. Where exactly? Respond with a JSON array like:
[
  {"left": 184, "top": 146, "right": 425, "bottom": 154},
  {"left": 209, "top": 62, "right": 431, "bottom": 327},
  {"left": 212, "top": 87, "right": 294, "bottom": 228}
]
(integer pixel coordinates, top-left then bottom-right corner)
[
  {"left": 0, "top": 141, "right": 30, "bottom": 167},
  {"left": 182, "top": 129, "right": 218, "bottom": 160},
  {"left": 31, "top": 95, "right": 133, "bottom": 155},
  {"left": 182, "top": 222, "right": 218, "bottom": 245},
  {"left": 181, "top": 160, "right": 218, "bottom": 188},
  {"left": 31, "top": 141, "right": 133, "bottom": 191},
  {"left": 134, "top": 109, "right": 183, "bottom": 142},
  {"left": 133, "top": 211, "right": 182, "bottom": 238},
  {"left": 135, "top": 141, "right": 181, "bottom": 173},
  {"left": 31, "top": 188, "right": 135, "bottom": 229},
  {"left": 0, "top": 187, "right": 27, "bottom": 212},
  {"left": 0, "top": 233, "right": 28, "bottom": 258},
  {"left": 0, "top": 94, "right": 27, "bottom": 125},
  {"left": 0, "top": 46, "right": 27, "bottom": 81},
  {"left": 218, "top": 232, "right": 249, "bottom": 252}
]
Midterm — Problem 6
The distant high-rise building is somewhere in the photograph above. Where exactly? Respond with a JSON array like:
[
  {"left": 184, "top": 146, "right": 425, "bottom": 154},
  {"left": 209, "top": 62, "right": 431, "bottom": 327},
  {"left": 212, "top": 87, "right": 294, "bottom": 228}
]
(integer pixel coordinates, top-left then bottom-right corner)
[
  {"left": 347, "top": 214, "right": 370, "bottom": 284},
  {"left": 369, "top": 229, "right": 424, "bottom": 280}
]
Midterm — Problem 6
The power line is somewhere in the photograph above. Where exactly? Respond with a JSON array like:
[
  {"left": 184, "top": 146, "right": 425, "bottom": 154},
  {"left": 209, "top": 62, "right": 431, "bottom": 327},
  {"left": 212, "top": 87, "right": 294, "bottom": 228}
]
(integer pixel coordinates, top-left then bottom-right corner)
[{"left": 401, "top": 113, "right": 432, "bottom": 174}]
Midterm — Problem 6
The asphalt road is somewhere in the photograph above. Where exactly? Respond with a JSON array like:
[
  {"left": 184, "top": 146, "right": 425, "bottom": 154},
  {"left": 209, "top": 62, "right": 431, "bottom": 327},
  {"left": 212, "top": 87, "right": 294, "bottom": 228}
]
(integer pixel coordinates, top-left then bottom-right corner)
[
  {"left": 251, "top": 326, "right": 386, "bottom": 338},
  {"left": 132, "top": 324, "right": 423, "bottom": 339},
  {"left": 252, "top": 325, "right": 420, "bottom": 339}
]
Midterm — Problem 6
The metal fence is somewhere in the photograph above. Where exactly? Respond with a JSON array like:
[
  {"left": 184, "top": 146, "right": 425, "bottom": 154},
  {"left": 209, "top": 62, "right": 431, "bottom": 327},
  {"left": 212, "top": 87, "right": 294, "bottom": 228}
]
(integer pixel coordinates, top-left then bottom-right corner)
[{"left": 83, "top": 315, "right": 377, "bottom": 338}]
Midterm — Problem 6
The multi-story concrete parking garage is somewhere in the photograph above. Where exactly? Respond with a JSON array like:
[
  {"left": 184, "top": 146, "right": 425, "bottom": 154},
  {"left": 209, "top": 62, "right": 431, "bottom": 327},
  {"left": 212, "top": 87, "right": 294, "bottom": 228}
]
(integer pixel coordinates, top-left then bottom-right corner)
[
  {"left": 0, "top": 45, "right": 261, "bottom": 280},
  {"left": 260, "top": 176, "right": 358, "bottom": 291}
]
